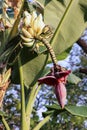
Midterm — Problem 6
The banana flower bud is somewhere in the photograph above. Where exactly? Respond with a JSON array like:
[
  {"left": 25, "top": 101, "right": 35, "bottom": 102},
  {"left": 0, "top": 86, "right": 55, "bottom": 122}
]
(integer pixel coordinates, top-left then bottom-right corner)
[{"left": 38, "top": 66, "right": 71, "bottom": 108}]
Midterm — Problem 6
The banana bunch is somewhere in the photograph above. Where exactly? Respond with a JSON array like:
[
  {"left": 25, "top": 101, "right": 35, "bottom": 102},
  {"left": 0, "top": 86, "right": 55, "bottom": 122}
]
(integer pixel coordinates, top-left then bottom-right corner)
[
  {"left": 19, "top": 11, "right": 52, "bottom": 49},
  {"left": 20, "top": 27, "right": 35, "bottom": 47}
]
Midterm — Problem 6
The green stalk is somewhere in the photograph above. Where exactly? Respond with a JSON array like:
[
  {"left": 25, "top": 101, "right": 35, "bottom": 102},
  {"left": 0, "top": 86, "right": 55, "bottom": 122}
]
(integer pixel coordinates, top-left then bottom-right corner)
[
  {"left": 26, "top": 84, "right": 41, "bottom": 130},
  {"left": 33, "top": 115, "right": 51, "bottom": 130},
  {"left": 18, "top": 56, "right": 28, "bottom": 130},
  {"left": 2, "top": 116, "right": 10, "bottom": 130},
  {"left": 37, "top": 36, "right": 57, "bottom": 68}
]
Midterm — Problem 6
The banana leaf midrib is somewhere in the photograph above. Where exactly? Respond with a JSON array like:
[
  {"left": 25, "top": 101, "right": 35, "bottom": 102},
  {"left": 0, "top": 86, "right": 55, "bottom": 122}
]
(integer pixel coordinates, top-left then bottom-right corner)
[{"left": 51, "top": 0, "right": 74, "bottom": 44}]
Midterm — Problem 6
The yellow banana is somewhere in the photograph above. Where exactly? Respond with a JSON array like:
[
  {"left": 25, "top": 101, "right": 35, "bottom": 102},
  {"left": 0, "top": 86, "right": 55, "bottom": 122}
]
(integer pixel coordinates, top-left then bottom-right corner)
[
  {"left": 43, "top": 25, "right": 50, "bottom": 33},
  {"left": 28, "top": 27, "right": 34, "bottom": 37},
  {"left": 23, "top": 41, "right": 34, "bottom": 47},
  {"left": 20, "top": 35, "right": 33, "bottom": 43},
  {"left": 22, "top": 28, "right": 32, "bottom": 38}
]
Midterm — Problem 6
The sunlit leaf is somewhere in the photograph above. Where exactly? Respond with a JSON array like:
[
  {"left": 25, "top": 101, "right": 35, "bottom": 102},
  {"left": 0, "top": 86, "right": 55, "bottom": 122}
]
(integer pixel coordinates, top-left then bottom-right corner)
[
  {"left": 44, "top": 0, "right": 87, "bottom": 55},
  {"left": 43, "top": 104, "right": 87, "bottom": 118},
  {"left": 65, "top": 105, "right": 87, "bottom": 117}
]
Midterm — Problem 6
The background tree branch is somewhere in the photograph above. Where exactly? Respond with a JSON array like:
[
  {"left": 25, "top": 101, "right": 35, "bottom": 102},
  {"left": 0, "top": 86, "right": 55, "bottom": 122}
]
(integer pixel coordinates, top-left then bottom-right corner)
[{"left": 77, "top": 38, "right": 87, "bottom": 54}]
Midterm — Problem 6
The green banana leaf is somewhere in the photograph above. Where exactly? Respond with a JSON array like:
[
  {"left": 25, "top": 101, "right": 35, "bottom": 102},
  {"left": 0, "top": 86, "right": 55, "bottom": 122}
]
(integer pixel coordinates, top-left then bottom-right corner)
[
  {"left": 44, "top": 104, "right": 87, "bottom": 117},
  {"left": 12, "top": 47, "right": 48, "bottom": 87},
  {"left": 44, "top": 0, "right": 87, "bottom": 55},
  {"left": 65, "top": 105, "right": 87, "bottom": 117},
  {"left": 42, "top": 104, "right": 65, "bottom": 117}
]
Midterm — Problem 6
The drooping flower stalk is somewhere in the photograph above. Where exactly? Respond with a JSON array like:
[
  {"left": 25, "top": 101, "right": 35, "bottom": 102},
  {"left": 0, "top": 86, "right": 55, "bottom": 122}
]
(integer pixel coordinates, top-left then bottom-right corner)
[
  {"left": 37, "top": 36, "right": 71, "bottom": 108},
  {"left": 19, "top": 10, "right": 71, "bottom": 109},
  {"left": 36, "top": 36, "right": 57, "bottom": 67}
]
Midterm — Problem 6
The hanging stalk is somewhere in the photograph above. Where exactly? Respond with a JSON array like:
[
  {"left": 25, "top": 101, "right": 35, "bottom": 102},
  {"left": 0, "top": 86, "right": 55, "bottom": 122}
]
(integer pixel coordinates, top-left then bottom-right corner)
[
  {"left": 2, "top": 116, "right": 10, "bottom": 130},
  {"left": 18, "top": 56, "right": 28, "bottom": 130},
  {"left": 36, "top": 36, "right": 57, "bottom": 68}
]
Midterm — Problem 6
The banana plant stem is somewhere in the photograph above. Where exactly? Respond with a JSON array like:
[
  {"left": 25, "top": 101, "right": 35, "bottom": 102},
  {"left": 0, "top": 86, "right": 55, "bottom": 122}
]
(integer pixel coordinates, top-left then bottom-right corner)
[{"left": 18, "top": 56, "right": 28, "bottom": 130}]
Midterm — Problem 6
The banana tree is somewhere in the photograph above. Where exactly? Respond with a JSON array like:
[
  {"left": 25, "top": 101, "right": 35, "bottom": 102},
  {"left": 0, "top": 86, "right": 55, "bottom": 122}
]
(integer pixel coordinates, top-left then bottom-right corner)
[{"left": 0, "top": 0, "right": 87, "bottom": 130}]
